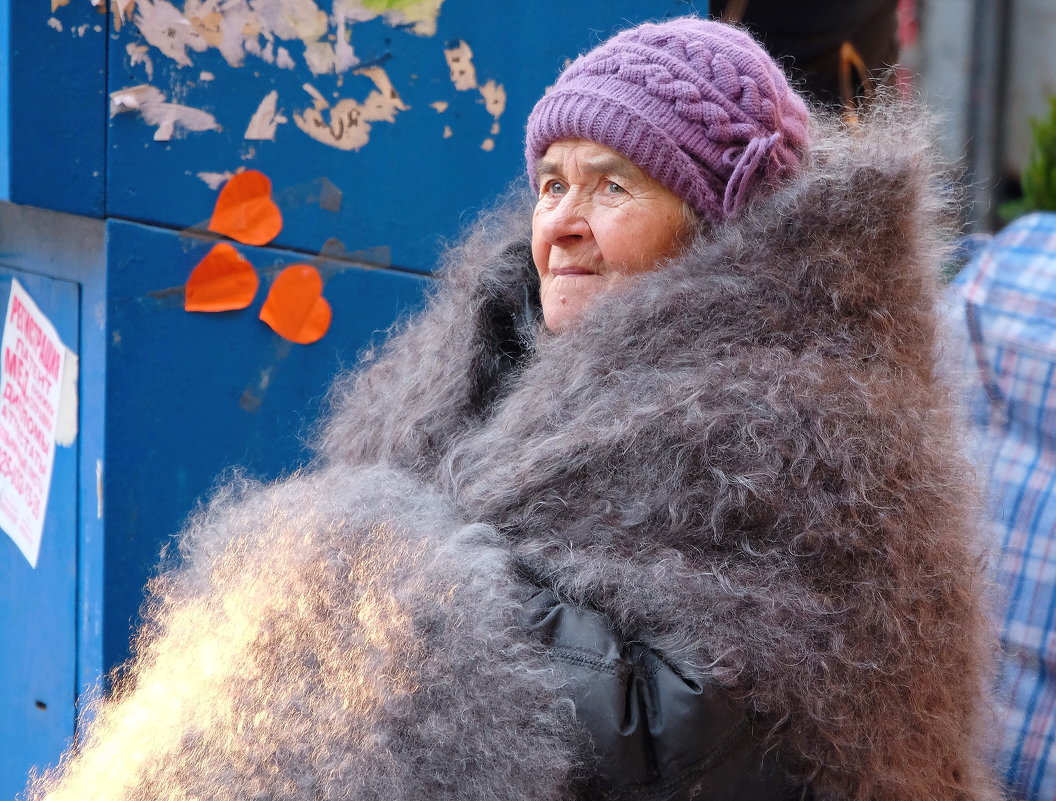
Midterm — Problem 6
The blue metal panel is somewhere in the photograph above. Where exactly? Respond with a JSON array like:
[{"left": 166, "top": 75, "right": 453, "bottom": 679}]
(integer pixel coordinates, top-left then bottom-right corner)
[
  {"left": 100, "top": 217, "right": 429, "bottom": 669},
  {"left": 0, "top": 0, "right": 10, "bottom": 201},
  {"left": 0, "top": 269, "right": 80, "bottom": 801},
  {"left": 105, "top": 1, "right": 706, "bottom": 272},
  {"left": 2, "top": 0, "right": 107, "bottom": 217},
  {"left": 0, "top": 202, "right": 108, "bottom": 723}
]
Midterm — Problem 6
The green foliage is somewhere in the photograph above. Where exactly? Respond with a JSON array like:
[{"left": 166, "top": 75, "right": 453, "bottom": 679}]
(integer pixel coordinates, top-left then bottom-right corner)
[{"left": 1002, "top": 95, "right": 1056, "bottom": 220}]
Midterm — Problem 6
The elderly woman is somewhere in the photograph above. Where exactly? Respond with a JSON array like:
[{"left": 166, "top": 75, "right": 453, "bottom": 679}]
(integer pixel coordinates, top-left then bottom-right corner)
[{"left": 31, "top": 17, "right": 998, "bottom": 801}]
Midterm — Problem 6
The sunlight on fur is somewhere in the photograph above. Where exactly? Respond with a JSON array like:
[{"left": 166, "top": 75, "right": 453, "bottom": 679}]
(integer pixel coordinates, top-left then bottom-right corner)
[{"left": 28, "top": 467, "right": 572, "bottom": 801}]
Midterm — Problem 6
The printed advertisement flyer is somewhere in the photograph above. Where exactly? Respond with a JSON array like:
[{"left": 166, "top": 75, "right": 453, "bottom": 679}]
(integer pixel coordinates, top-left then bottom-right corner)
[{"left": 0, "top": 280, "right": 67, "bottom": 568}]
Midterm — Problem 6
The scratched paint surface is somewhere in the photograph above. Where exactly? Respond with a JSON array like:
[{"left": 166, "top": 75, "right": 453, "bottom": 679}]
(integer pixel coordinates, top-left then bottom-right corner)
[{"left": 44, "top": 0, "right": 705, "bottom": 272}]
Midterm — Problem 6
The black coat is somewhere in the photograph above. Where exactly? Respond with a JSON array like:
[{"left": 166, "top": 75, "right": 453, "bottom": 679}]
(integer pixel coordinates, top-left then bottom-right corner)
[{"left": 525, "top": 589, "right": 795, "bottom": 800}]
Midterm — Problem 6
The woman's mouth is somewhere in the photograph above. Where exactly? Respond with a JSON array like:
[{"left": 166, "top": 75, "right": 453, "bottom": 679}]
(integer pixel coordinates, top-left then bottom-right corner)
[{"left": 549, "top": 266, "right": 598, "bottom": 277}]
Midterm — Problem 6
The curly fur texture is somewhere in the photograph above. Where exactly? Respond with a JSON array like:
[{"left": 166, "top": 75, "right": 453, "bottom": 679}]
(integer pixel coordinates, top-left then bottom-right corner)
[
  {"left": 28, "top": 468, "right": 576, "bottom": 801},
  {"left": 321, "top": 102, "right": 1001, "bottom": 801},
  {"left": 31, "top": 101, "right": 998, "bottom": 801}
]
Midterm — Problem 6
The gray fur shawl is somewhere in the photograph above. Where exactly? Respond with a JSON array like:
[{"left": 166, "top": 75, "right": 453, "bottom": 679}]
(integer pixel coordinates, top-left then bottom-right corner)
[{"left": 30, "top": 105, "right": 999, "bottom": 801}]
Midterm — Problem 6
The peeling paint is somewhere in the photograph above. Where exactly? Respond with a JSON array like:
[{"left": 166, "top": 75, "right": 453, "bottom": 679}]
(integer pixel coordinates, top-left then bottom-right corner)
[
  {"left": 332, "top": 13, "right": 359, "bottom": 74},
  {"left": 51, "top": 0, "right": 70, "bottom": 10},
  {"left": 197, "top": 171, "right": 235, "bottom": 189},
  {"left": 132, "top": 0, "right": 244, "bottom": 68},
  {"left": 126, "top": 0, "right": 442, "bottom": 75},
  {"left": 133, "top": 0, "right": 208, "bottom": 67},
  {"left": 188, "top": 10, "right": 224, "bottom": 50},
  {"left": 294, "top": 67, "right": 408, "bottom": 151},
  {"left": 55, "top": 350, "right": 79, "bottom": 448},
  {"left": 293, "top": 9, "right": 360, "bottom": 75},
  {"left": 99, "top": 0, "right": 505, "bottom": 156},
  {"left": 200, "top": 3, "right": 260, "bottom": 68},
  {"left": 479, "top": 79, "right": 506, "bottom": 119},
  {"left": 126, "top": 42, "right": 154, "bottom": 79},
  {"left": 47, "top": 17, "right": 63, "bottom": 32},
  {"left": 254, "top": 0, "right": 328, "bottom": 42},
  {"left": 110, "top": 0, "right": 137, "bottom": 33},
  {"left": 304, "top": 42, "right": 338, "bottom": 76},
  {"left": 339, "top": 0, "right": 446, "bottom": 36},
  {"left": 251, "top": 38, "right": 276, "bottom": 65},
  {"left": 245, "top": 90, "right": 288, "bottom": 140},
  {"left": 110, "top": 84, "right": 221, "bottom": 141},
  {"left": 441, "top": 43, "right": 506, "bottom": 144},
  {"left": 444, "top": 40, "right": 478, "bottom": 91},
  {"left": 276, "top": 47, "right": 296, "bottom": 69}
]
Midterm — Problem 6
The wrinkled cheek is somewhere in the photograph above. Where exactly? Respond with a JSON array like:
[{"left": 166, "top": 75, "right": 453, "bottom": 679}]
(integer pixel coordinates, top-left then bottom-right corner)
[{"left": 530, "top": 219, "right": 549, "bottom": 274}]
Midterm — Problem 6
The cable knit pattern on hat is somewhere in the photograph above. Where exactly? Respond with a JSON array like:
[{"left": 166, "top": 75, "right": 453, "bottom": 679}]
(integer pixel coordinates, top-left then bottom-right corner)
[{"left": 526, "top": 18, "right": 811, "bottom": 222}]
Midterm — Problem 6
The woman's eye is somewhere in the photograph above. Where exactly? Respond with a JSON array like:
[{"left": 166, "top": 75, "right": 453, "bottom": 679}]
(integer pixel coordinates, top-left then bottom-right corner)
[
  {"left": 607, "top": 182, "right": 626, "bottom": 194},
  {"left": 544, "top": 180, "right": 567, "bottom": 195}
]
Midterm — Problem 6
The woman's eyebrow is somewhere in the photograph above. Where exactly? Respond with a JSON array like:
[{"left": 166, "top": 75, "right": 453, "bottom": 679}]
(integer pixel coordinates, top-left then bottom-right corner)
[
  {"left": 582, "top": 156, "right": 639, "bottom": 181},
  {"left": 535, "top": 156, "right": 641, "bottom": 182},
  {"left": 534, "top": 158, "right": 560, "bottom": 179}
]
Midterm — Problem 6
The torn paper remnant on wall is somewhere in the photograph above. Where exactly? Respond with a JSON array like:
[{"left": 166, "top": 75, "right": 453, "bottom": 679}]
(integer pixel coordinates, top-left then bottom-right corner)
[{"left": 110, "top": 84, "right": 221, "bottom": 141}]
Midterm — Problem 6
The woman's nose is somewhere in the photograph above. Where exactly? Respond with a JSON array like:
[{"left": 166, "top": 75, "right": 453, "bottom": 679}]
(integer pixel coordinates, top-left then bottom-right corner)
[{"left": 539, "top": 195, "right": 592, "bottom": 246}]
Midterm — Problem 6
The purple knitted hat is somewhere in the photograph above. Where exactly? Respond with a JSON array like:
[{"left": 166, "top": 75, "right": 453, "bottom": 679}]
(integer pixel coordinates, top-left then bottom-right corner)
[{"left": 526, "top": 17, "right": 811, "bottom": 221}]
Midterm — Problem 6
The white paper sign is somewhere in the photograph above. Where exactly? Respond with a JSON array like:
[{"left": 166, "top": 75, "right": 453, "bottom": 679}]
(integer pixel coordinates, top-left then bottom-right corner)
[{"left": 0, "top": 280, "right": 66, "bottom": 568}]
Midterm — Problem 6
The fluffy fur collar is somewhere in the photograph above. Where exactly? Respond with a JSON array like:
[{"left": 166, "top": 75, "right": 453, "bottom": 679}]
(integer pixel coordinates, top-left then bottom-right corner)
[{"left": 320, "top": 104, "right": 999, "bottom": 800}]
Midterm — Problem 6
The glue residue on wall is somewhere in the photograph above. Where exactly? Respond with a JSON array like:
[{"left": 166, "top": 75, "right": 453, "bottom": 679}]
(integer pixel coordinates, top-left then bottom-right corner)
[{"left": 293, "top": 68, "right": 409, "bottom": 151}]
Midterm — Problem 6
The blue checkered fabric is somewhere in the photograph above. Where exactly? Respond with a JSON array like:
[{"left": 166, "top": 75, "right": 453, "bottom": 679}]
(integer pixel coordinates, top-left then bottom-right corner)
[{"left": 949, "top": 212, "right": 1056, "bottom": 800}]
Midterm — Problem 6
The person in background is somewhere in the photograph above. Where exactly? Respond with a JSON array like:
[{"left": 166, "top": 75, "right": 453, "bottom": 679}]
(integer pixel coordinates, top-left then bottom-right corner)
[
  {"left": 947, "top": 213, "right": 1056, "bottom": 801},
  {"left": 28, "top": 17, "right": 999, "bottom": 801}
]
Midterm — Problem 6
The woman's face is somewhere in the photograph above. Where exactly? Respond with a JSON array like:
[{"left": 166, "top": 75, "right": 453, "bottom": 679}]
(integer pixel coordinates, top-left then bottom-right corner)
[{"left": 531, "top": 139, "right": 693, "bottom": 333}]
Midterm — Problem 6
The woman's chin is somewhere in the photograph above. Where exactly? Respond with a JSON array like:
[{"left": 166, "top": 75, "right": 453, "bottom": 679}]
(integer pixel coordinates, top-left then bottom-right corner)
[
  {"left": 541, "top": 294, "right": 597, "bottom": 333},
  {"left": 540, "top": 278, "right": 609, "bottom": 333}
]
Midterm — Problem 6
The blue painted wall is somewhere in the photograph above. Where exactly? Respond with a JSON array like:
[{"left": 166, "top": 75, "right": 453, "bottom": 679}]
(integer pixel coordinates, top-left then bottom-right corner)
[
  {"left": 0, "top": 202, "right": 431, "bottom": 799},
  {"left": 0, "top": 0, "right": 9, "bottom": 201},
  {"left": 1, "top": 0, "right": 107, "bottom": 216},
  {"left": 100, "top": 217, "right": 429, "bottom": 673},
  {"left": 0, "top": 267, "right": 80, "bottom": 801}
]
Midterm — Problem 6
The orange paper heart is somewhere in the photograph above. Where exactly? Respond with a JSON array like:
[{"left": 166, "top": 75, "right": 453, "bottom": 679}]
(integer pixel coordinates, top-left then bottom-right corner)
[
  {"left": 184, "top": 242, "right": 260, "bottom": 311},
  {"left": 208, "top": 170, "right": 283, "bottom": 246},
  {"left": 259, "top": 264, "right": 332, "bottom": 345}
]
